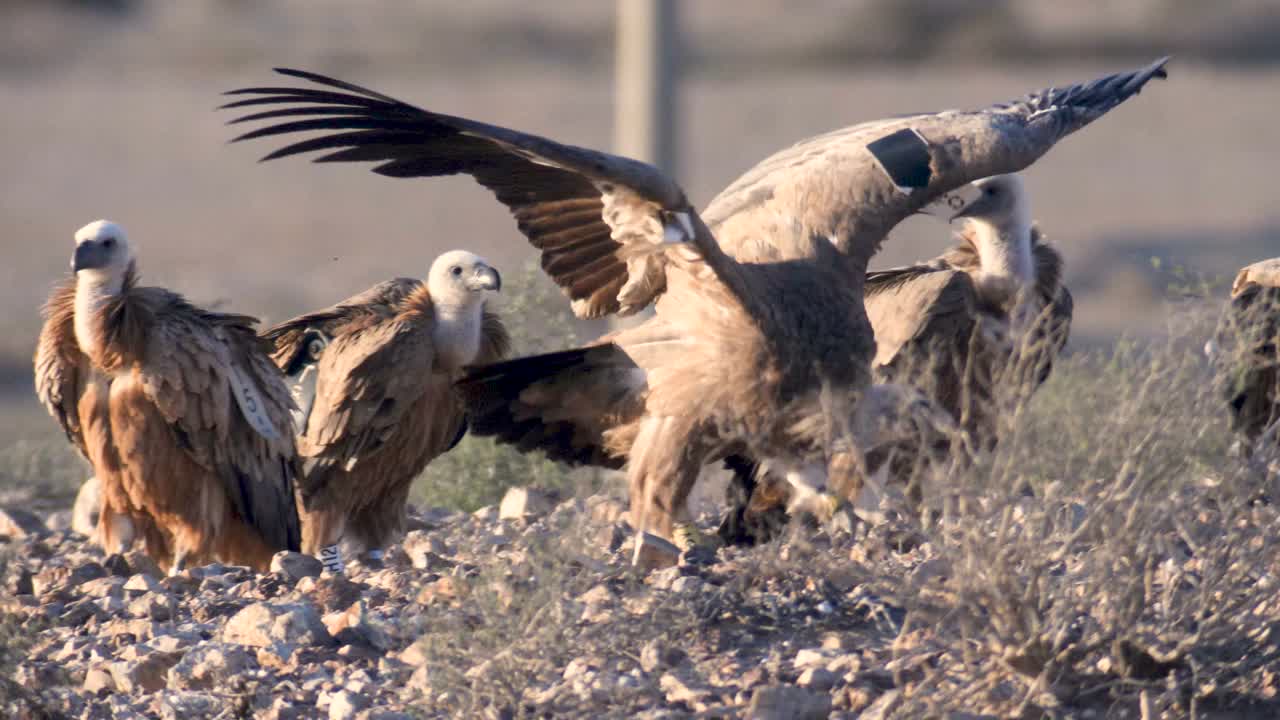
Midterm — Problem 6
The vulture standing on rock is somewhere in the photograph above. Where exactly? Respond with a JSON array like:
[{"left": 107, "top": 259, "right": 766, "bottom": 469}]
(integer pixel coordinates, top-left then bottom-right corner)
[
  {"left": 34, "top": 220, "right": 301, "bottom": 573},
  {"left": 224, "top": 58, "right": 1167, "bottom": 567},
  {"left": 719, "top": 174, "right": 1074, "bottom": 546},
  {"left": 262, "top": 251, "right": 508, "bottom": 572},
  {"left": 1214, "top": 259, "right": 1280, "bottom": 456}
]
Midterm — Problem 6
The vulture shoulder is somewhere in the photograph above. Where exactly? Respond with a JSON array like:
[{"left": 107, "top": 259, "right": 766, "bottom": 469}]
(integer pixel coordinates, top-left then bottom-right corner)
[
  {"left": 126, "top": 286, "right": 301, "bottom": 552},
  {"left": 34, "top": 278, "right": 93, "bottom": 456},
  {"left": 263, "top": 278, "right": 422, "bottom": 370}
]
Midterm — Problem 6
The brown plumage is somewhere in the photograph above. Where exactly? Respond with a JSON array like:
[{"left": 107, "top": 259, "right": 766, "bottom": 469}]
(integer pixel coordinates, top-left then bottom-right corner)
[
  {"left": 262, "top": 251, "right": 508, "bottom": 569},
  {"left": 224, "top": 60, "right": 1165, "bottom": 563},
  {"left": 1215, "top": 259, "right": 1280, "bottom": 451},
  {"left": 35, "top": 220, "right": 301, "bottom": 573},
  {"left": 721, "top": 175, "right": 1074, "bottom": 545}
]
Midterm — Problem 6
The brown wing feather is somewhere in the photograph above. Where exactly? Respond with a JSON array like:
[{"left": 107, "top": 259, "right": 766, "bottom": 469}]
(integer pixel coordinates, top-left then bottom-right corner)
[
  {"left": 297, "top": 308, "right": 436, "bottom": 500},
  {"left": 132, "top": 290, "right": 301, "bottom": 552},
  {"left": 224, "top": 69, "right": 702, "bottom": 318},
  {"left": 474, "top": 305, "right": 511, "bottom": 367},
  {"left": 34, "top": 278, "right": 92, "bottom": 456},
  {"left": 263, "top": 278, "right": 422, "bottom": 368}
]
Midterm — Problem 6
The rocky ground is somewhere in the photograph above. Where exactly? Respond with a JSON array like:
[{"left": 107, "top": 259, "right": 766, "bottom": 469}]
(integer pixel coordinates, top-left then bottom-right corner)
[
  {"left": 0, "top": 487, "right": 954, "bottom": 720},
  {"left": 2, "top": 480, "right": 1280, "bottom": 719}
]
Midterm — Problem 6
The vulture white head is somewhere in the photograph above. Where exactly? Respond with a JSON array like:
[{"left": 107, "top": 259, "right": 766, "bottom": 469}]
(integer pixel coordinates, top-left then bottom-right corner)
[
  {"left": 427, "top": 250, "right": 502, "bottom": 306},
  {"left": 951, "top": 174, "right": 1035, "bottom": 300},
  {"left": 72, "top": 220, "right": 133, "bottom": 297}
]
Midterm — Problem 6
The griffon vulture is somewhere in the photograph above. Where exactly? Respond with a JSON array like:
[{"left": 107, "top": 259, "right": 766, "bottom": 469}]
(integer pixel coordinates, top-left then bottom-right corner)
[
  {"left": 262, "top": 251, "right": 507, "bottom": 572},
  {"left": 35, "top": 220, "right": 301, "bottom": 573},
  {"left": 223, "top": 59, "right": 1166, "bottom": 565},
  {"left": 719, "top": 174, "right": 1074, "bottom": 546},
  {"left": 1213, "top": 259, "right": 1280, "bottom": 455}
]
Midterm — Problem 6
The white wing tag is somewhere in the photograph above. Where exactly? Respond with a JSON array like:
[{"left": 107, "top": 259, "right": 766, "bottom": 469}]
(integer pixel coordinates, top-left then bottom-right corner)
[{"left": 228, "top": 364, "right": 280, "bottom": 440}]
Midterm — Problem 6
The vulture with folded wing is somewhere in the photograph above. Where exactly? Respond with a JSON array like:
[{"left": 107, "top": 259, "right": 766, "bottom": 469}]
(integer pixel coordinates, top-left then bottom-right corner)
[
  {"left": 1214, "top": 259, "right": 1280, "bottom": 453},
  {"left": 35, "top": 220, "right": 301, "bottom": 573},
  {"left": 263, "top": 251, "right": 507, "bottom": 571},
  {"left": 224, "top": 59, "right": 1165, "bottom": 565},
  {"left": 719, "top": 174, "right": 1074, "bottom": 545}
]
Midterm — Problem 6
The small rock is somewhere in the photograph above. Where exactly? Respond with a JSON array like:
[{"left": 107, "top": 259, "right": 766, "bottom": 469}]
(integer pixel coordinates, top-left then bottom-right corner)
[
  {"left": 326, "top": 690, "right": 371, "bottom": 720},
  {"left": 748, "top": 685, "right": 832, "bottom": 720},
  {"left": 596, "top": 522, "right": 628, "bottom": 553},
  {"left": 127, "top": 592, "right": 176, "bottom": 621},
  {"left": 45, "top": 510, "right": 72, "bottom": 532},
  {"left": 309, "top": 574, "right": 365, "bottom": 613},
  {"left": 32, "top": 561, "right": 106, "bottom": 596},
  {"left": 123, "top": 574, "right": 163, "bottom": 594},
  {"left": 640, "top": 640, "right": 687, "bottom": 673},
  {"left": 222, "top": 601, "right": 334, "bottom": 653},
  {"left": 167, "top": 642, "right": 256, "bottom": 691},
  {"left": 498, "top": 487, "right": 553, "bottom": 521},
  {"left": 323, "top": 600, "right": 390, "bottom": 651},
  {"left": 0, "top": 507, "right": 47, "bottom": 539},
  {"left": 270, "top": 551, "right": 324, "bottom": 582},
  {"left": 793, "top": 649, "right": 833, "bottom": 669},
  {"left": 471, "top": 505, "right": 498, "bottom": 522},
  {"left": 909, "top": 558, "right": 951, "bottom": 587},
  {"left": 796, "top": 667, "right": 837, "bottom": 691},
  {"left": 156, "top": 691, "right": 227, "bottom": 720},
  {"left": 660, "top": 672, "right": 714, "bottom": 710},
  {"left": 587, "top": 496, "right": 627, "bottom": 525},
  {"left": 71, "top": 476, "right": 103, "bottom": 536},
  {"left": 633, "top": 532, "right": 680, "bottom": 570},
  {"left": 79, "top": 576, "right": 126, "bottom": 599},
  {"left": 857, "top": 689, "right": 901, "bottom": 720},
  {"left": 83, "top": 666, "right": 116, "bottom": 696},
  {"left": 670, "top": 576, "right": 704, "bottom": 594},
  {"left": 402, "top": 532, "right": 452, "bottom": 570},
  {"left": 123, "top": 550, "right": 163, "bottom": 579},
  {"left": 103, "top": 553, "right": 132, "bottom": 577},
  {"left": 111, "top": 650, "right": 186, "bottom": 694}
]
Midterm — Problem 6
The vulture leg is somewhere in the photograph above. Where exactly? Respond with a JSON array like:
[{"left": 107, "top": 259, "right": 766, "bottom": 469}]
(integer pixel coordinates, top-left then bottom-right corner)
[
  {"left": 169, "top": 549, "right": 190, "bottom": 577},
  {"left": 627, "top": 416, "right": 707, "bottom": 568}
]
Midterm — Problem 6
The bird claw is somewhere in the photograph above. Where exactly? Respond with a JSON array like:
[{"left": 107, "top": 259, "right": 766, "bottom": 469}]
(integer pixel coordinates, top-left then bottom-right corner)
[{"left": 672, "top": 522, "right": 721, "bottom": 553}]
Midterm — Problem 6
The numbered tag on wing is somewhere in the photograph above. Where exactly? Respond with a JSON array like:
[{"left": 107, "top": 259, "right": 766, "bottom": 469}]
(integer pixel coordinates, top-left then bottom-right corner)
[
  {"left": 228, "top": 363, "right": 280, "bottom": 440},
  {"left": 285, "top": 329, "right": 330, "bottom": 434},
  {"left": 917, "top": 183, "right": 982, "bottom": 220}
]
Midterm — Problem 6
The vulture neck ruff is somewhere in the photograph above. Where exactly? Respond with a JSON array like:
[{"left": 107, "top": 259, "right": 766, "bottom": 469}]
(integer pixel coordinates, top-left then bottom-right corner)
[
  {"left": 966, "top": 214, "right": 1035, "bottom": 307},
  {"left": 427, "top": 292, "right": 485, "bottom": 372},
  {"left": 73, "top": 267, "right": 126, "bottom": 363}
]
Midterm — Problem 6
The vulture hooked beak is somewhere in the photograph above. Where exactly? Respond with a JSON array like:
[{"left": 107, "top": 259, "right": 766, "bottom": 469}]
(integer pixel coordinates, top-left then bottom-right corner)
[
  {"left": 468, "top": 265, "right": 501, "bottom": 292},
  {"left": 71, "top": 241, "right": 110, "bottom": 272}
]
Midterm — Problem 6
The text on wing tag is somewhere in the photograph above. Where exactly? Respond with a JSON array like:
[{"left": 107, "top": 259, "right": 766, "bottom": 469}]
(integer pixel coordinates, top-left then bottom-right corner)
[{"left": 228, "top": 364, "right": 280, "bottom": 440}]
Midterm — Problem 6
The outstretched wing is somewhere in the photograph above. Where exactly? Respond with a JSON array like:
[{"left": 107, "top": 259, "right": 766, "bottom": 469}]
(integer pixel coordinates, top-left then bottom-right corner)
[
  {"left": 135, "top": 293, "right": 302, "bottom": 552},
  {"left": 704, "top": 58, "right": 1169, "bottom": 261},
  {"left": 224, "top": 69, "right": 700, "bottom": 318}
]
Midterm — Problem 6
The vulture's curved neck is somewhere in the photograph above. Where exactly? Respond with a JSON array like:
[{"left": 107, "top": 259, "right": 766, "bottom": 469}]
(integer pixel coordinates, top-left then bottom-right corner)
[
  {"left": 966, "top": 215, "right": 1035, "bottom": 306},
  {"left": 74, "top": 269, "right": 126, "bottom": 360},
  {"left": 427, "top": 294, "right": 484, "bottom": 372}
]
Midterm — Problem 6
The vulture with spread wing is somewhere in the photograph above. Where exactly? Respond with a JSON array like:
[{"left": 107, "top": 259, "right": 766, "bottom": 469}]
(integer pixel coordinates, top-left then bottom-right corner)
[
  {"left": 262, "top": 251, "right": 507, "bottom": 571},
  {"left": 1213, "top": 259, "right": 1280, "bottom": 454},
  {"left": 719, "top": 174, "right": 1074, "bottom": 545},
  {"left": 224, "top": 59, "right": 1166, "bottom": 566},
  {"left": 35, "top": 221, "right": 301, "bottom": 573}
]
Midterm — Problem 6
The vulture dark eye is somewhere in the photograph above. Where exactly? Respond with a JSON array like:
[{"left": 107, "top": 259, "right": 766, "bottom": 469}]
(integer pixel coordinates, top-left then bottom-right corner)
[
  {"left": 102, "top": 238, "right": 116, "bottom": 248},
  {"left": 985, "top": 187, "right": 999, "bottom": 197},
  {"left": 450, "top": 266, "right": 462, "bottom": 276}
]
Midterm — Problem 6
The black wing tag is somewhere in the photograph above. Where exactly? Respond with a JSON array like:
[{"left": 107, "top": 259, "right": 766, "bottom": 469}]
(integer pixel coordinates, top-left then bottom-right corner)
[{"left": 866, "top": 128, "right": 932, "bottom": 194}]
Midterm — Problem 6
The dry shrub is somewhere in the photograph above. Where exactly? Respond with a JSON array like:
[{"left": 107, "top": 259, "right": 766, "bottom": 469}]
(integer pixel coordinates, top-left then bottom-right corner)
[{"left": 888, "top": 301, "right": 1280, "bottom": 716}]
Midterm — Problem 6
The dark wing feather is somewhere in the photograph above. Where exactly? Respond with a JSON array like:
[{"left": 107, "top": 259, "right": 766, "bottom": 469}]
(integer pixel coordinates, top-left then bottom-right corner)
[{"left": 225, "top": 69, "right": 695, "bottom": 318}]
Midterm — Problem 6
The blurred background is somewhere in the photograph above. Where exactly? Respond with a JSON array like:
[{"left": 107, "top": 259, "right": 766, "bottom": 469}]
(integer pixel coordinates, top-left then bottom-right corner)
[{"left": 1, "top": 0, "right": 1277, "bottom": 473}]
